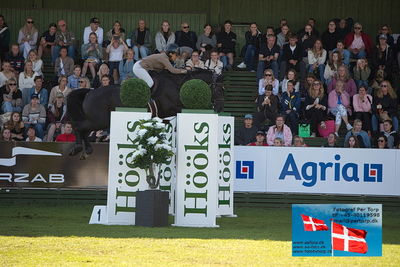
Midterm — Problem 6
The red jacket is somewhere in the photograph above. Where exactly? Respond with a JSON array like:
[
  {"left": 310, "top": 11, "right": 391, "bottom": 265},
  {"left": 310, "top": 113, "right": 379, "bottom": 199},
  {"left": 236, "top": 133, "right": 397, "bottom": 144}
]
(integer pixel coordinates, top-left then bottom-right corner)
[
  {"left": 55, "top": 133, "right": 76, "bottom": 142},
  {"left": 344, "top": 32, "right": 373, "bottom": 56}
]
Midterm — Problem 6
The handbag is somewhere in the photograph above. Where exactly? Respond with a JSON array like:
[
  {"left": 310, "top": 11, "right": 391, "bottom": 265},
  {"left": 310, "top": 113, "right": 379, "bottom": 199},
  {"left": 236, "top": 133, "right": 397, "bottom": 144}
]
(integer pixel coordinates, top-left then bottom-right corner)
[{"left": 298, "top": 123, "right": 311, "bottom": 137}]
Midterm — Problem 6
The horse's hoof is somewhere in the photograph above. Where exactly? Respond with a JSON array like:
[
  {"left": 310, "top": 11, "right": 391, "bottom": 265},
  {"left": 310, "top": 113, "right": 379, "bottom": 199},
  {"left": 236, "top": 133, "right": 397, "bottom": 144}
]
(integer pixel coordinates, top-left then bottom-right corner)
[
  {"left": 79, "top": 152, "right": 88, "bottom": 160},
  {"left": 85, "top": 146, "right": 93, "bottom": 155},
  {"left": 69, "top": 145, "right": 83, "bottom": 156}
]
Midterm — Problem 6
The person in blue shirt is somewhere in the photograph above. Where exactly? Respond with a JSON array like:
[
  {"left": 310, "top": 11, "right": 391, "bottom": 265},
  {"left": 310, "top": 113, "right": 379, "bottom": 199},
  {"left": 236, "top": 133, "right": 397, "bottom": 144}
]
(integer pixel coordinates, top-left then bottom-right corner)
[
  {"left": 280, "top": 80, "right": 301, "bottom": 135},
  {"left": 26, "top": 76, "right": 48, "bottom": 107},
  {"left": 67, "top": 65, "right": 81, "bottom": 89},
  {"left": 343, "top": 119, "right": 371, "bottom": 148}
]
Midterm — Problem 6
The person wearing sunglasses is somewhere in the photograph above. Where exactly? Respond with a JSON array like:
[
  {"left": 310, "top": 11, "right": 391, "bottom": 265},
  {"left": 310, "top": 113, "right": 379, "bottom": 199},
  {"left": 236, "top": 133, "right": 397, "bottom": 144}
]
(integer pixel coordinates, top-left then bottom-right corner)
[
  {"left": 375, "top": 24, "right": 394, "bottom": 47},
  {"left": 344, "top": 22, "right": 373, "bottom": 59},
  {"left": 376, "top": 135, "right": 388, "bottom": 149},
  {"left": 17, "top": 18, "right": 38, "bottom": 59},
  {"left": 371, "top": 80, "right": 398, "bottom": 133},
  {"left": 0, "top": 78, "right": 22, "bottom": 113},
  {"left": 175, "top": 22, "right": 197, "bottom": 58}
]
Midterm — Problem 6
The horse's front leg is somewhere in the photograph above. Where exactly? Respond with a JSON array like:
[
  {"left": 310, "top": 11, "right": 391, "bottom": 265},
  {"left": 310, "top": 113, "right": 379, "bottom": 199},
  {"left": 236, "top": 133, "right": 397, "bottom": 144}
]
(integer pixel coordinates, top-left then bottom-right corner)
[{"left": 69, "top": 130, "right": 83, "bottom": 156}]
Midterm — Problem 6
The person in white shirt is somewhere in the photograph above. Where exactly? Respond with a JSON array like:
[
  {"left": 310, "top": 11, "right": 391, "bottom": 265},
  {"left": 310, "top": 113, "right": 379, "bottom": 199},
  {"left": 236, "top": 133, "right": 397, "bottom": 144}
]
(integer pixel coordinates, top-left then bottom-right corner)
[
  {"left": 18, "top": 60, "right": 39, "bottom": 102},
  {"left": 25, "top": 126, "right": 42, "bottom": 142},
  {"left": 27, "top": 49, "right": 43, "bottom": 77},
  {"left": 307, "top": 39, "right": 327, "bottom": 84},
  {"left": 83, "top": 17, "right": 104, "bottom": 45},
  {"left": 258, "top": 69, "right": 279, "bottom": 96},
  {"left": 204, "top": 50, "right": 223, "bottom": 75},
  {"left": 106, "top": 35, "right": 128, "bottom": 83}
]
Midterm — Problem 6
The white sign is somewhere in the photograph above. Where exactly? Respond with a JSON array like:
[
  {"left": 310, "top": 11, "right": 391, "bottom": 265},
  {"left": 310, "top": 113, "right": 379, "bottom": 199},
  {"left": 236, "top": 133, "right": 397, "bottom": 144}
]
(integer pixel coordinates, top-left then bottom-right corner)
[
  {"left": 89, "top": 205, "right": 108, "bottom": 224},
  {"left": 174, "top": 113, "right": 219, "bottom": 227},
  {"left": 159, "top": 116, "right": 177, "bottom": 215},
  {"left": 106, "top": 111, "right": 151, "bottom": 225},
  {"left": 234, "top": 146, "right": 268, "bottom": 192},
  {"left": 217, "top": 116, "right": 235, "bottom": 216}
]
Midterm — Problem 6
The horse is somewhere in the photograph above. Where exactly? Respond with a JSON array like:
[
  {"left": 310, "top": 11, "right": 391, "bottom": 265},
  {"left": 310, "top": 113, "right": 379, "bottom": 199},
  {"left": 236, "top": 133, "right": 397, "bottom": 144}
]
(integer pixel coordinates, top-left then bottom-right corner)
[{"left": 67, "top": 69, "right": 224, "bottom": 158}]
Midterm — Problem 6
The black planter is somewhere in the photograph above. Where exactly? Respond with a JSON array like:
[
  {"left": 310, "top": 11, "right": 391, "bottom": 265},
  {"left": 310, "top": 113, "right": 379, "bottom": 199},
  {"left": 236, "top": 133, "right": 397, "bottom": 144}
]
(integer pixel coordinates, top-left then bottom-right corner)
[{"left": 135, "top": 190, "right": 169, "bottom": 227}]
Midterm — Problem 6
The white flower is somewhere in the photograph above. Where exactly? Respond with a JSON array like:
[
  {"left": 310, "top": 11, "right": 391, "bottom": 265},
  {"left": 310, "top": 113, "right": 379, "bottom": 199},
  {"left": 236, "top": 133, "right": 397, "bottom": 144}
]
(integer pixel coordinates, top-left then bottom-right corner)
[
  {"left": 143, "top": 122, "right": 153, "bottom": 127},
  {"left": 147, "top": 136, "right": 159, "bottom": 145},
  {"left": 137, "top": 129, "right": 147, "bottom": 137},
  {"left": 152, "top": 117, "right": 163, "bottom": 123},
  {"left": 154, "top": 122, "right": 165, "bottom": 129},
  {"left": 155, "top": 143, "right": 172, "bottom": 151}
]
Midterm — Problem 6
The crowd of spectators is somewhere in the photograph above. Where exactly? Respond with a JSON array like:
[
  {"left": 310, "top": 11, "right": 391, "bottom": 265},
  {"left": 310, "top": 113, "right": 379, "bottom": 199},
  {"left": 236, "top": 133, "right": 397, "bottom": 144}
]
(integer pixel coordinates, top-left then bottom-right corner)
[{"left": 0, "top": 14, "right": 400, "bottom": 149}]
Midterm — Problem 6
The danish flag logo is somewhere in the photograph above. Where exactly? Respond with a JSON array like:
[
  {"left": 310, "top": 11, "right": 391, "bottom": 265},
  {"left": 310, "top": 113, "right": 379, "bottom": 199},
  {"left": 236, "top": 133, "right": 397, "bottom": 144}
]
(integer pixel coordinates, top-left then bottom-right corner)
[
  {"left": 236, "top": 161, "right": 254, "bottom": 179},
  {"left": 332, "top": 222, "right": 368, "bottom": 254},
  {"left": 300, "top": 214, "right": 329, "bottom": 231}
]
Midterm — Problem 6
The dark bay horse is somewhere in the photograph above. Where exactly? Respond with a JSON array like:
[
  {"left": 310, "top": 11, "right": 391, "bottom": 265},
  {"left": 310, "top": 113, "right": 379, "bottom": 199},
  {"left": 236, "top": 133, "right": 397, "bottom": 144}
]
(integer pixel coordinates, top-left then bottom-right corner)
[{"left": 67, "top": 69, "right": 224, "bottom": 157}]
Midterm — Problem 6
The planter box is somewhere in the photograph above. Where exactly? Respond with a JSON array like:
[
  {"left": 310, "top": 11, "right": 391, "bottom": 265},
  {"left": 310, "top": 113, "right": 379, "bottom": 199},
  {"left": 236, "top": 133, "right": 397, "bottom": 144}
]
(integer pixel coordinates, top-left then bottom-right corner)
[{"left": 135, "top": 190, "right": 169, "bottom": 227}]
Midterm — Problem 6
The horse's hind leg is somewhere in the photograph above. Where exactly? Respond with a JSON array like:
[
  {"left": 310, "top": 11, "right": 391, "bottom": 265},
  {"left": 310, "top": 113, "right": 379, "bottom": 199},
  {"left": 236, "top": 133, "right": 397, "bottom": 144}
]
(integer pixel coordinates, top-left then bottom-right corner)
[
  {"left": 69, "top": 130, "right": 83, "bottom": 156},
  {"left": 83, "top": 131, "right": 93, "bottom": 155}
]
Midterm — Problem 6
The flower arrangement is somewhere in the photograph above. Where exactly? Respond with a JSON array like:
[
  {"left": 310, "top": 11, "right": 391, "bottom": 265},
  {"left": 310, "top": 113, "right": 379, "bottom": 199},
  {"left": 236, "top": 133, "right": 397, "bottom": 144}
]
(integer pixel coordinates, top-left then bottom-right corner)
[{"left": 130, "top": 117, "right": 174, "bottom": 189}]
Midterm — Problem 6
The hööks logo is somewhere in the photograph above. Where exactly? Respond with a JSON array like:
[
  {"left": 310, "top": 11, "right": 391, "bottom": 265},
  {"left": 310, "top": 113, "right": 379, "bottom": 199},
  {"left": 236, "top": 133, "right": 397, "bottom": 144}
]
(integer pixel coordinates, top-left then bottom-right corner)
[
  {"left": 278, "top": 153, "right": 383, "bottom": 187},
  {"left": 236, "top": 161, "right": 254, "bottom": 179}
]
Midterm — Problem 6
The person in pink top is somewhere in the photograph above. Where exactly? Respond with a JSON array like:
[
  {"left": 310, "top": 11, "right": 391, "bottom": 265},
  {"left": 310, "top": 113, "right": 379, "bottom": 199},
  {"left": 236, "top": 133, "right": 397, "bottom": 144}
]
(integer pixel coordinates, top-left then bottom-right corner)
[
  {"left": 353, "top": 86, "right": 373, "bottom": 133},
  {"left": 328, "top": 80, "right": 352, "bottom": 136},
  {"left": 266, "top": 115, "right": 292, "bottom": 146},
  {"left": 344, "top": 22, "right": 373, "bottom": 59},
  {"left": 327, "top": 65, "right": 357, "bottom": 97}
]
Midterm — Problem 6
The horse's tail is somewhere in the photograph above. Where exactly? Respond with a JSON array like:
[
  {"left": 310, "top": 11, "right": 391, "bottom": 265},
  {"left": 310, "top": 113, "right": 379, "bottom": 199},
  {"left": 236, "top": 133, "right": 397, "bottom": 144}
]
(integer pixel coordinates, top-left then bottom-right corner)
[{"left": 66, "top": 89, "right": 91, "bottom": 122}]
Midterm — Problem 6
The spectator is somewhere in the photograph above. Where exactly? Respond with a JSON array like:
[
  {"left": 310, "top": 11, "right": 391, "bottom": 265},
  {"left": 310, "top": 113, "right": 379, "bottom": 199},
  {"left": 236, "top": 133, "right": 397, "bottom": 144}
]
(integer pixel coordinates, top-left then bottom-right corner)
[
  {"left": 0, "top": 127, "right": 12, "bottom": 142},
  {"left": 303, "top": 73, "right": 317, "bottom": 97},
  {"left": 0, "top": 15, "right": 10, "bottom": 61},
  {"left": 328, "top": 80, "right": 352, "bottom": 136},
  {"left": 78, "top": 77, "right": 91, "bottom": 89},
  {"left": 344, "top": 22, "right": 373, "bottom": 59},
  {"left": 254, "top": 84, "right": 279, "bottom": 127},
  {"left": 321, "top": 20, "right": 340, "bottom": 53},
  {"left": 196, "top": 24, "right": 216, "bottom": 61},
  {"left": 55, "top": 46, "right": 74, "bottom": 78},
  {"left": 3, "top": 111, "right": 24, "bottom": 141},
  {"left": 81, "top": 32, "right": 102, "bottom": 80},
  {"left": 371, "top": 34, "right": 394, "bottom": 80},
  {"left": 266, "top": 115, "right": 292, "bottom": 146},
  {"left": 281, "top": 69, "right": 300, "bottom": 94},
  {"left": 306, "top": 18, "right": 319, "bottom": 37},
  {"left": 332, "top": 40, "right": 350, "bottom": 66},
  {"left": 293, "top": 135, "right": 307, "bottom": 147},
  {"left": 217, "top": 20, "right": 236, "bottom": 70},
  {"left": 273, "top": 137, "right": 284, "bottom": 146},
  {"left": 130, "top": 19, "right": 152, "bottom": 61},
  {"left": 17, "top": 18, "right": 38, "bottom": 59},
  {"left": 88, "top": 129, "right": 110, "bottom": 143},
  {"left": 237, "top": 23, "right": 261, "bottom": 72},
  {"left": 0, "top": 78, "right": 22, "bottom": 113},
  {"left": 337, "top": 18, "right": 351, "bottom": 41},
  {"left": 5, "top": 44, "right": 25, "bottom": 74},
  {"left": 55, "top": 122, "right": 76, "bottom": 142},
  {"left": 19, "top": 60, "right": 39, "bottom": 103},
  {"left": 26, "top": 76, "right": 48, "bottom": 107},
  {"left": 346, "top": 135, "right": 360, "bottom": 148},
  {"left": 257, "top": 34, "right": 280, "bottom": 80},
  {"left": 327, "top": 65, "right": 357, "bottom": 97},
  {"left": 83, "top": 17, "right": 103, "bottom": 45},
  {"left": 46, "top": 92, "right": 67, "bottom": 141},
  {"left": 298, "top": 24, "right": 317, "bottom": 56},
  {"left": 27, "top": 49, "right": 43, "bottom": 77},
  {"left": 106, "top": 35, "right": 128, "bottom": 83},
  {"left": 22, "top": 94, "right": 46, "bottom": 139},
  {"left": 119, "top": 49, "right": 135, "bottom": 82},
  {"left": 274, "top": 18, "right": 288, "bottom": 35},
  {"left": 375, "top": 24, "right": 394, "bottom": 47},
  {"left": 53, "top": 20, "right": 76, "bottom": 62},
  {"left": 185, "top": 50, "right": 205, "bottom": 70},
  {"left": 376, "top": 135, "right": 388, "bottom": 149},
  {"left": 92, "top": 64, "right": 114, "bottom": 88},
  {"left": 175, "top": 22, "right": 197, "bottom": 57},
  {"left": 280, "top": 33, "right": 305, "bottom": 81},
  {"left": 344, "top": 119, "right": 371, "bottom": 148},
  {"left": 67, "top": 65, "right": 81, "bottom": 89},
  {"left": 258, "top": 68, "right": 279, "bottom": 97},
  {"left": 0, "top": 61, "right": 16, "bottom": 87},
  {"left": 280, "top": 80, "right": 301, "bottom": 135},
  {"left": 324, "top": 51, "right": 342, "bottom": 86},
  {"left": 260, "top": 26, "right": 275, "bottom": 44},
  {"left": 235, "top": 114, "right": 258, "bottom": 145},
  {"left": 276, "top": 25, "right": 289, "bottom": 50},
  {"left": 37, "top": 23, "right": 57, "bottom": 59},
  {"left": 307, "top": 39, "right": 327, "bottom": 84},
  {"left": 154, "top": 20, "right": 175, "bottom": 54},
  {"left": 204, "top": 50, "right": 223, "bottom": 75},
  {"left": 353, "top": 58, "right": 371, "bottom": 91},
  {"left": 25, "top": 126, "right": 42, "bottom": 142},
  {"left": 100, "top": 75, "right": 111, "bottom": 87},
  {"left": 247, "top": 130, "right": 268, "bottom": 146},
  {"left": 105, "top": 21, "right": 126, "bottom": 47},
  {"left": 372, "top": 80, "right": 398, "bottom": 132},
  {"left": 49, "top": 75, "right": 71, "bottom": 106},
  {"left": 323, "top": 132, "right": 338, "bottom": 147},
  {"left": 380, "top": 119, "right": 399, "bottom": 149},
  {"left": 353, "top": 86, "right": 372, "bottom": 133},
  {"left": 305, "top": 80, "right": 327, "bottom": 137}
]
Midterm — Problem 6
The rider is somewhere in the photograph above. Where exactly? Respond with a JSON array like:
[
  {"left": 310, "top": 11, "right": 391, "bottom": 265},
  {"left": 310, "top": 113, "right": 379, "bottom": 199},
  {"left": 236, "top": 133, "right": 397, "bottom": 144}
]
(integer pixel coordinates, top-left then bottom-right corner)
[{"left": 132, "top": 43, "right": 187, "bottom": 88}]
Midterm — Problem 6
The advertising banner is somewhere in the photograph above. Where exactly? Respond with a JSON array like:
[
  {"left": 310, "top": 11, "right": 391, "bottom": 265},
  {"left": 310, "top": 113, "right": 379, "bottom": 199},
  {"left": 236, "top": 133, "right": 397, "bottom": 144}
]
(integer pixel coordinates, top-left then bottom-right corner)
[
  {"left": 174, "top": 113, "right": 219, "bottom": 227},
  {"left": 106, "top": 111, "right": 152, "bottom": 225}
]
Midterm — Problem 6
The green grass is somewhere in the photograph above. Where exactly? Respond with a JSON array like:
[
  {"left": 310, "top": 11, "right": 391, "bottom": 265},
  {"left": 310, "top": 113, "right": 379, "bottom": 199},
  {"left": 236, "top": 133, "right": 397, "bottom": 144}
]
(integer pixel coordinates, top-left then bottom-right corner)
[{"left": 0, "top": 203, "right": 399, "bottom": 266}]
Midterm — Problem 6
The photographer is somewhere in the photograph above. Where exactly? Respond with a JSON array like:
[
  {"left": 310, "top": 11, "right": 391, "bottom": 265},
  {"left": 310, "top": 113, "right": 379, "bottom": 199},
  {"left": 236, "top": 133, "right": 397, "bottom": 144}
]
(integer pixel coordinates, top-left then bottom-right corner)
[{"left": 106, "top": 35, "right": 128, "bottom": 83}]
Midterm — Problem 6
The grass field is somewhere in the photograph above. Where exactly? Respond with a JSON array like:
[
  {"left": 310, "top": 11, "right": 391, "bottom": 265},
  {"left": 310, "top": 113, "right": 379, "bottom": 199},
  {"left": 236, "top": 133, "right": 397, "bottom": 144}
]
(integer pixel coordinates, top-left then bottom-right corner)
[{"left": 0, "top": 203, "right": 399, "bottom": 266}]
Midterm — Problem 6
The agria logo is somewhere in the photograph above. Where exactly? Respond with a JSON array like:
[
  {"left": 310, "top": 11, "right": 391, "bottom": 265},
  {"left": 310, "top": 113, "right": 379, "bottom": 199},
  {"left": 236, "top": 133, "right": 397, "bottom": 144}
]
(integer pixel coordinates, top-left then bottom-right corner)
[
  {"left": 236, "top": 161, "right": 254, "bottom": 179},
  {"left": 0, "top": 147, "right": 61, "bottom": 166},
  {"left": 278, "top": 153, "right": 383, "bottom": 187}
]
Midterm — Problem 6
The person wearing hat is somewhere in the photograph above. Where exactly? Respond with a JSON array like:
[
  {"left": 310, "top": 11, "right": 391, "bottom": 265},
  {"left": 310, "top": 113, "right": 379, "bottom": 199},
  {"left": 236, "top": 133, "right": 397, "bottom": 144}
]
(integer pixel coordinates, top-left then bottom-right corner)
[
  {"left": 235, "top": 114, "right": 258, "bottom": 145},
  {"left": 22, "top": 93, "right": 46, "bottom": 139},
  {"left": 83, "top": 17, "right": 103, "bottom": 45},
  {"left": 132, "top": 43, "right": 187, "bottom": 88},
  {"left": 371, "top": 33, "right": 395, "bottom": 80},
  {"left": 247, "top": 130, "right": 268, "bottom": 146}
]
